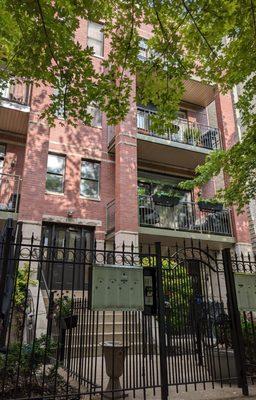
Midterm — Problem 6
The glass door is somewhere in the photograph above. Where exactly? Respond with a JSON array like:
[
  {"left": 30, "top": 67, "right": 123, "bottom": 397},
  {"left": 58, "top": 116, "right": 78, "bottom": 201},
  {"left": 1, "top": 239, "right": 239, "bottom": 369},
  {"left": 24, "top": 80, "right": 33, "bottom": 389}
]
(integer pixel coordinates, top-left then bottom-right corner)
[{"left": 42, "top": 223, "right": 93, "bottom": 290}]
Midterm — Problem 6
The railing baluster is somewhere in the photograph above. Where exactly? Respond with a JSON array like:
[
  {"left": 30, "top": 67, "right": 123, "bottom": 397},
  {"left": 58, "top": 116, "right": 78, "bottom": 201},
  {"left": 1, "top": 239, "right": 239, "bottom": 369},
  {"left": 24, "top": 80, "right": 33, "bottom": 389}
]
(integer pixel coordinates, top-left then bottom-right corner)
[
  {"left": 136, "top": 108, "right": 221, "bottom": 150},
  {"left": 137, "top": 195, "right": 232, "bottom": 236}
]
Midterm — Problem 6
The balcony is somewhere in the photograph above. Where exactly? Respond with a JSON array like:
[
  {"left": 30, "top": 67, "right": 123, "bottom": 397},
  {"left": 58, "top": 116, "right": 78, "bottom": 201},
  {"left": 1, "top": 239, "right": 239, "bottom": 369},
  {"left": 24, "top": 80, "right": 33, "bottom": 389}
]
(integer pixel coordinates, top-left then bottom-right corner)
[
  {"left": 106, "top": 200, "right": 115, "bottom": 234},
  {"left": 0, "top": 173, "right": 21, "bottom": 219},
  {"left": 138, "top": 195, "right": 234, "bottom": 245},
  {"left": 0, "top": 80, "right": 31, "bottom": 135},
  {"left": 137, "top": 108, "right": 221, "bottom": 150},
  {"left": 137, "top": 108, "right": 221, "bottom": 170},
  {"left": 106, "top": 196, "right": 235, "bottom": 246}
]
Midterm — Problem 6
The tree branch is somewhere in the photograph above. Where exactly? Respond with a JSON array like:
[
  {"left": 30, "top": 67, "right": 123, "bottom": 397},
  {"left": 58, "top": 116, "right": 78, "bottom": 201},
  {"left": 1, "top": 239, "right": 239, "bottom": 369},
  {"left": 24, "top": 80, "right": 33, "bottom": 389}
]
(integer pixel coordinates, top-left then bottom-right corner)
[
  {"left": 250, "top": 0, "right": 256, "bottom": 41},
  {"left": 152, "top": 0, "right": 188, "bottom": 73},
  {"left": 180, "top": 0, "right": 217, "bottom": 57},
  {"left": 34, "top": 0, "right": 61, "bottom": 70}
]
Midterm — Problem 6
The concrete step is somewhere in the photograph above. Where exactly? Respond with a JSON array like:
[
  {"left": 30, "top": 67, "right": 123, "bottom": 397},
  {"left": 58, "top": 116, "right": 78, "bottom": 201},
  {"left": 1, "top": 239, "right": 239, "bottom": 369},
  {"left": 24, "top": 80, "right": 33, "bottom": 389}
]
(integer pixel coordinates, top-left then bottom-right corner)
[
  {"left": 74, "top": 312, "right": 125, "bottom": 324},
  {"left": 62, "top": 342, "right": 154, "bottom": 357}
]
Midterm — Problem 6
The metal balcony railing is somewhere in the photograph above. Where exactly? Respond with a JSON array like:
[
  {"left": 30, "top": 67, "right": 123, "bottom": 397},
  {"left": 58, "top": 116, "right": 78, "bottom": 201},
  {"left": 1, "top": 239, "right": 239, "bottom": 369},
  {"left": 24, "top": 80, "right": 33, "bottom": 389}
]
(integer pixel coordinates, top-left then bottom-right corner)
[
  {"left": 0, "top": 80, "right": 31, "bottom": 107},
  {"left": 139, "top": 196, "right": 232, "bottom": 236},
  {"left": 107, "top": 126, "right": 115, "bottom": 146},
  {"left": 137, "top": 108, "right": 222, "bottom": 150},
  {"left": 0, "top": 173, "right": 22, "bottom": 214},
  {"left": 106, "top": 200, "right": 115, "bottom": 233}
]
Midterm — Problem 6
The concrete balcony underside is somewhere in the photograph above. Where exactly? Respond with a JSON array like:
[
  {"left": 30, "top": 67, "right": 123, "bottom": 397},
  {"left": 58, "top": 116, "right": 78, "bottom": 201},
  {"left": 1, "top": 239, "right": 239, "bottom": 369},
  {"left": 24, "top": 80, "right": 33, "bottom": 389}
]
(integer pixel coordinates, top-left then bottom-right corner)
[
  {"left": 137, "top": 134, "right": 210, "bottom": 169},
  {"left": 139, "top": 227, "right": 235, "bottom": 249},
  {"left": 0, "top": 81, "right": 31, "bottom": 135},
  {"left": 0, "top": 106, "right": 29, "bottom": 135},
  {"left": 183, "top": 78, "right": 216, "bottom": 107}
]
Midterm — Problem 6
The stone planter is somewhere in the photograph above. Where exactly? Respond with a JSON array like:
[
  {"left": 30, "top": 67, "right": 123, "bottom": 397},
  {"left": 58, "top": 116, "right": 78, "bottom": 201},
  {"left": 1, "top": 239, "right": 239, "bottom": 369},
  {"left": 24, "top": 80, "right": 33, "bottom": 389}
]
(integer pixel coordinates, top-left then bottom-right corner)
[
  {"left": 206, "top": 348, "right": 237, "bottom": 381},
  {"left": 102, "top": 341, "right": 129, "bottom": 399}
]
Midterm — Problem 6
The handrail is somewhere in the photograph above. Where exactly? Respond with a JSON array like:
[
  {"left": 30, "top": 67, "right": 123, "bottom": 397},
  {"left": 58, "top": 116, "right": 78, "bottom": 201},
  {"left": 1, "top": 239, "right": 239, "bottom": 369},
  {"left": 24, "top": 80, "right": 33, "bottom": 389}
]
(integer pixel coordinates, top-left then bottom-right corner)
[
  {"left": 0, "top": 80, "right": 31, "bottom": 107},
  {"left": 0, "top": 173, "right": 22, "bottom": 213},
  {"left": 139, "top": 195, "right": 232, "bottom": 236},
  {"left": 137, "top": 108, "right": 221, "bottom": 150}
]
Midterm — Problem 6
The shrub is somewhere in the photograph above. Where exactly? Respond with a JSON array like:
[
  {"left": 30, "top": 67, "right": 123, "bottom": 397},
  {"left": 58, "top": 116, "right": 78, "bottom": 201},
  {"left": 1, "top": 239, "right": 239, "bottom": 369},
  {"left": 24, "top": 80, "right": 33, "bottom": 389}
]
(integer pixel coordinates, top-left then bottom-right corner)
[
  {"left": 0, "top": 334, "right": 56, "bottom": 378},
  {"left": 141, "top": 256, "right": 193, "bottom": 332}
]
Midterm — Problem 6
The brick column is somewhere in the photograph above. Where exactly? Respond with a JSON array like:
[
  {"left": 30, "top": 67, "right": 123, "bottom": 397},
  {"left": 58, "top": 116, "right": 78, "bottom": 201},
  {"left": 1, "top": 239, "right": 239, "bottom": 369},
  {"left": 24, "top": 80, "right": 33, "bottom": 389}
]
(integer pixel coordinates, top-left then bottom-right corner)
[
  {"left": 215, "top": 91, "right": 252, "bottom": 253},
  {"left": 114, "top": 84, "right": 138, "bottom": 249},
  {"left": 18, "top": 84, "right": 50, "bottom": 242}
]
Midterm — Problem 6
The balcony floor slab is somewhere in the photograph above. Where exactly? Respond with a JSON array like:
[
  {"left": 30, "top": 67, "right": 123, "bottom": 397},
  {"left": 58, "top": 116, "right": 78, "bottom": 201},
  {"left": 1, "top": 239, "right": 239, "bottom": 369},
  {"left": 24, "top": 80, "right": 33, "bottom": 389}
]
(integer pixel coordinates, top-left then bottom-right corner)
[
  {"left": 137, "top": 134, "right": 211, "bottom": 170},
  {"left": 139, "top": 226, "right": 235, "bottom": 250}
]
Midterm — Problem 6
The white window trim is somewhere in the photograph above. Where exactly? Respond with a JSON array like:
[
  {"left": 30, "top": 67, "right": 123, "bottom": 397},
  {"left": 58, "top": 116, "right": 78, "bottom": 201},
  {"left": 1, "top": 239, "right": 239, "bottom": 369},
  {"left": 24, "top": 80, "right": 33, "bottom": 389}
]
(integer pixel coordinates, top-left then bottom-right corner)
[
  {"left": 46, "top": 153, "right": 66, "bottom": 194},
  {"left": 80, "top": 160, "right": 100, "bottom": 199},
  {"left": 87, "top": 21, "right": 104, "bottom": 58}
]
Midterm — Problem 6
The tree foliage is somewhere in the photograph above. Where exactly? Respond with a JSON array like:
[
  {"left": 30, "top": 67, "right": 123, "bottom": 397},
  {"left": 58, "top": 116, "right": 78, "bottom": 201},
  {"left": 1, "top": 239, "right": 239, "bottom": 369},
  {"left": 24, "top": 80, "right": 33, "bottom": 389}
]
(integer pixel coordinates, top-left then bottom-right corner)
[{"left": 0, "top": 0, "right": 255, "bottom": 209}]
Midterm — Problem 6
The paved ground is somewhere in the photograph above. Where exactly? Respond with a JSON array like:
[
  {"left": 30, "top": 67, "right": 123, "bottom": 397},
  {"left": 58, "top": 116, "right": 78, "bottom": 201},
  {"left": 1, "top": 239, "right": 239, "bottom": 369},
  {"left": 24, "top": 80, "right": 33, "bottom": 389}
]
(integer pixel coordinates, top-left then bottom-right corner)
[{"left": 81, "top": 383, "right": 256, "bottom": 399}]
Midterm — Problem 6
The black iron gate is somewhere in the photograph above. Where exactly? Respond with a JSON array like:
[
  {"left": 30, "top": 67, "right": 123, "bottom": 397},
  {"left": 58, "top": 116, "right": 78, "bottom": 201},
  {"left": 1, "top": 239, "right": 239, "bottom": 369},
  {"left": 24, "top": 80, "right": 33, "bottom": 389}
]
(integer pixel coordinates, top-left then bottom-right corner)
[{"left": 0, "top": 224, "right": 254, "bottom": 399}]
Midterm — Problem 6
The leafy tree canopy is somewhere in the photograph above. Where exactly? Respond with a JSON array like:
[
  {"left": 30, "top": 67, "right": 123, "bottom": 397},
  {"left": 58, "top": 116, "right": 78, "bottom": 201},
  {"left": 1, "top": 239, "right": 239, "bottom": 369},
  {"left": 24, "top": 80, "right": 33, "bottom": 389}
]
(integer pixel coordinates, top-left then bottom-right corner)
[{"left": 0, "top": 0, "right": 255, "bottom": 210}]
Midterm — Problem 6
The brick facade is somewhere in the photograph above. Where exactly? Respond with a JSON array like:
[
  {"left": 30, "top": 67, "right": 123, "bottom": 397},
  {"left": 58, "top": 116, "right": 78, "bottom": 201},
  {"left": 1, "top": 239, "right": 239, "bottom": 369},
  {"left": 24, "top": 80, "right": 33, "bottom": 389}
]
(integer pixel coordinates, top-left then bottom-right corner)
[{"left": 0, "top": 21, "right": 253, "bottom": 252}]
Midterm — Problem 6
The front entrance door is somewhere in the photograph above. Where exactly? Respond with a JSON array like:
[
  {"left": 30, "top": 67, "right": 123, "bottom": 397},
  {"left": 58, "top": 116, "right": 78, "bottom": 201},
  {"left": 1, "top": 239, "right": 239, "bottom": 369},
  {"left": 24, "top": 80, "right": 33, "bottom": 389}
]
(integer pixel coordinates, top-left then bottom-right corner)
[{"left": 42, "top": 223, "right": 93, "bottom": 290}]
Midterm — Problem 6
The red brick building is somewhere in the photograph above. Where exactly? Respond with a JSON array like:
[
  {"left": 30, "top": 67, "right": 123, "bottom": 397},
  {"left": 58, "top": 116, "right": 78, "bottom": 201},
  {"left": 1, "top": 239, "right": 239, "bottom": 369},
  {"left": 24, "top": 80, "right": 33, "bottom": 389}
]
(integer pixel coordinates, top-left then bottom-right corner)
[{"left": 0, "top": 20, "right": 252, "bottom": 263}]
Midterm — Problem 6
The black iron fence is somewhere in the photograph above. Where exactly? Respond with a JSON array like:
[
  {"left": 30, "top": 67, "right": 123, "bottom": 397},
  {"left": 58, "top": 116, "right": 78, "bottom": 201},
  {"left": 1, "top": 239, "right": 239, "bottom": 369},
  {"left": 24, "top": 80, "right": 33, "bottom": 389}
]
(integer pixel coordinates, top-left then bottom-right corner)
[{"left": 0, "top": 221, "right": 255, "bottom": 399}]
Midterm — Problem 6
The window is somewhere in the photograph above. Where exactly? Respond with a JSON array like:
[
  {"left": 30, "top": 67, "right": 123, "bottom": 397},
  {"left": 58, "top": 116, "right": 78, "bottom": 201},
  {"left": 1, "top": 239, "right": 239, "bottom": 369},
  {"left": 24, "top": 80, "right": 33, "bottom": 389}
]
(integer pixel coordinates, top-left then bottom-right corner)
[
  {"left": 87, "top": 103, "right": 102, "bottom": 127},
  {"left": 0, "top": 144, "right": 6, "bottom": 174},
  {"left": 46, "top": 154, "right": 65, "bottom": 193},
  {"left": 80, "top": 160, "right": 100, "bottom": 199},
  {"left": 0, "top": 79, "right": 11, "bottom": 100},
  {"left": 137, "top": 105, "right": 156, "bottom": 131},
  {"left": 138, "top": 171, "right": 192, "bottom": 202},
  {"left": 52, "top": 80, "right": 66, "bottom": 119},
  {"left": 87, "top": 21, "right": 104, "bottom": 57},
  {"left": 177, "top": 109, "right": 187, "bottom": 121},
  {"left": 138, "top": 39, "right": 149, "bottom": 61}
]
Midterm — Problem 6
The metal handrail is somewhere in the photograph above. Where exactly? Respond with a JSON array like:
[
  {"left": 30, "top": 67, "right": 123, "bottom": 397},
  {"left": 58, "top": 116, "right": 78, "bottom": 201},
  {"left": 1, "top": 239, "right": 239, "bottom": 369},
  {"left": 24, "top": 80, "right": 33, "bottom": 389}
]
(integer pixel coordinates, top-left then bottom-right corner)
[
  {"left": 106, "top": 200, "right": 115, "bottom": 233},
  {"left": 139, "top": 195, "right": 232, "bottom": 236},
  {"left": 0, "top": 80, "right": 31, "bottom": 107},
  {"left": 0, "top": 173, "right": 22, "bottom": 213},
  {"left": 137, "top": 108, "right": 222, "bottom": 150}
]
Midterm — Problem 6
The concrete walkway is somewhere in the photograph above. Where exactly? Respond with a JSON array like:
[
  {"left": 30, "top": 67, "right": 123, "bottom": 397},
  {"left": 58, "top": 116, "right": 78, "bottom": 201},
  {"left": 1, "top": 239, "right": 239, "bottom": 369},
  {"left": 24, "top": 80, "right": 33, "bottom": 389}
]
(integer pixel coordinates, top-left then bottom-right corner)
[{"left": 82, "top": 383, "right": 256, "bottom": 399}]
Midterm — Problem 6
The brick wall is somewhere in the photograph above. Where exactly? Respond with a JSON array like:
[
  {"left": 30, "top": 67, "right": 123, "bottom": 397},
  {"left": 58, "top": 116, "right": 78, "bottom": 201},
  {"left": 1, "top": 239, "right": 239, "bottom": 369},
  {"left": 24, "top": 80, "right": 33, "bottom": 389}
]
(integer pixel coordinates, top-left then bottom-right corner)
[{"left": 215, "top": 91, "right": 251, "bottom": 245}]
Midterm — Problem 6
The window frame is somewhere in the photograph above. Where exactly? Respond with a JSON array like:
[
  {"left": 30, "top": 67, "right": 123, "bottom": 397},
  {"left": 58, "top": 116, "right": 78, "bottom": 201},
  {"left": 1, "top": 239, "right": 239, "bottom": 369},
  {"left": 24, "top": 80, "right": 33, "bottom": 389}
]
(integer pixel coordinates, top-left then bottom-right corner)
[
  {"left": 46, "top": 153, "right": 66, "bottom": 194},
  {"left": 138, "top": 38, "right": 149, "bottom": 61},
  {"left": 87, "top": 21, "right": 104, "bottom": 58},
  {"left": 87, "top": 103, "right": 102, "bottom": 128},
  {"left": 80, "top": 160, "right": 100, "bottom": 200}
]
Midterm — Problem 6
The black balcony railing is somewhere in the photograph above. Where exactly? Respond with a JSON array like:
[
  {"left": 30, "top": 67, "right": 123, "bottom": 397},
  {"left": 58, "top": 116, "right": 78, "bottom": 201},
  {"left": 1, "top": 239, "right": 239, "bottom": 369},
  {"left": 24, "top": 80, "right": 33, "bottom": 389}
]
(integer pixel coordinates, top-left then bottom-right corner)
[
  {"left": 0, "top": 173, "right": 21, "bottom": 214},
  {"left": 139, "top": 196, "right": 232, "bottom": 236},
  {"left": 106, "top": 199, "right": 115, "bottom": 233},
  {"left": 0, "top": 80, "right": 31, "bottom": 107},
  {"left": 137, "top": 108, "right": 222, "bottom": 150}
]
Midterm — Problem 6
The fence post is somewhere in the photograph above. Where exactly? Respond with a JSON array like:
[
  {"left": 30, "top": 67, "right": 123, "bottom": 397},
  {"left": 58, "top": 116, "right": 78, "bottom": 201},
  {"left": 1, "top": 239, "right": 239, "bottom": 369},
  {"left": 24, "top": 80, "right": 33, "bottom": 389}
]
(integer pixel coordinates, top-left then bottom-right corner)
[
  {"left": 155, "top": 242, "right": 169, "bottom": 400},
  {"left": 0, "top": 219, "right": 14, "bottom": 349},
  {"left": 222, "top": 248, "right": 248, "bottom": 396}
]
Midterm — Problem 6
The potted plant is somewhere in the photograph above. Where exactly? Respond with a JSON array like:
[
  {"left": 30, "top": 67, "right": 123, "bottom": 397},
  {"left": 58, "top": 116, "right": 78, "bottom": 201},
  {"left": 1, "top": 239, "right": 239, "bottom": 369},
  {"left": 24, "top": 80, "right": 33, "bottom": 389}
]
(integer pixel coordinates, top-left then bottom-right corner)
[
  {"left": 198, "top": 198, "right": 223, "bottom": 212},
  {"left": 54, "top": 295, "right": 78, "bottom": 330},
  {"left": 152, "top": 188, "right": 182, "bottom": 207},
  {"left": 183, "top": 126, "right": 202, "bottom": 145}
]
